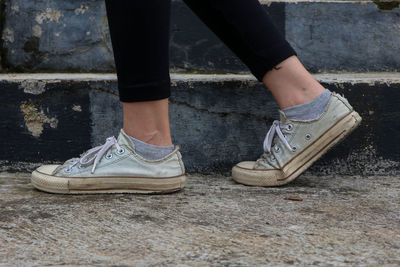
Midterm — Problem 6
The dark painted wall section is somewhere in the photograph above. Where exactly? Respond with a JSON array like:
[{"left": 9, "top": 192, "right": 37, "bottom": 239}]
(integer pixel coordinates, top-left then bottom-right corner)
[
  {"left": 310, "top": 82, "right": 400, "bottom": 175},
  {"left": 2, "top": 1, "right": 398, "bottom": 73},
  {"left": 2, "top": 0, "right": 113, "bottom": 72},
  {"left": 286, "top": 2, "right": 400, "bottom": 72},
  {"left": 2, "top": 77, "right": 399, "bottom": 175},
  {"left": 1, "top": 0, "right": 285, "bottom": 73},
  {"left": 0, "top": 80, "right": 91, "bottom": 165}
]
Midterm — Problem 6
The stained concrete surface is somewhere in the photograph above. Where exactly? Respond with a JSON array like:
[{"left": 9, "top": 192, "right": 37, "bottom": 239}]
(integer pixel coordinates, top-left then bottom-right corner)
[{"left": 1, "top": 172, "right": 399, "bottom": 266}]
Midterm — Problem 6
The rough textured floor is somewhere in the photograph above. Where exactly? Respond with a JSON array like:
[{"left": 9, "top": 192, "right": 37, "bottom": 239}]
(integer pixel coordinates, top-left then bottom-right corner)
[{"left": 0, "top": 172, "right": 399, "bottom": 266}]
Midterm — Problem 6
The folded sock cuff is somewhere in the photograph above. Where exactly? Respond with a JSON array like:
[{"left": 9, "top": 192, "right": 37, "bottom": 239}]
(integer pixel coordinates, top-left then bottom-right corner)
[
  {"left": 129, "top": 136, "right": 175, "bottom": 160},
  {"left": 283, "top": 89, "right": 332, "bottom": 121}
]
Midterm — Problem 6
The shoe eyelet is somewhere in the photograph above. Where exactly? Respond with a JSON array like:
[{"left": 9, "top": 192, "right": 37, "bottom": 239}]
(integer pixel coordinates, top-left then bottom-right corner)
[
  {"left": 78, "top": 165, "right": 83, "bottom": 169},
  {"left": 106, "top": 154, "right": 113, "bottom": 159},
  {"left": 274, "top": 146, "right": 280, "bottom": 153},
  {"left": 305, "top": 134, "right": 312, "bottom": 140},
  {"left": 116, "top": 148, "right": 125, "bottom": 155},
  {"left": 270, "top": 156, "right": 276, "bottom": 161},
  {"left": 292, "top": 146, "right": 297, "bottom": 152},
  {"left": 286, "top": 124, "right": 294, "bottom": 131},
  {"left": 64, "top": 168, "right": 72, "bottom": 173}
]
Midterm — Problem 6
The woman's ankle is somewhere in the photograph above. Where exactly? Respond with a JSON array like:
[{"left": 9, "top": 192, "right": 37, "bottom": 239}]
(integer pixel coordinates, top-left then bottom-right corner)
[
  {"left": 123, "top": 128, "right": 172, "bottom": 146},
  {"left": 262, "top": 56, "right": 325, "bottom": 109},
  {"left": 122, "top": 99, "right": 172, "bottom": 146}
]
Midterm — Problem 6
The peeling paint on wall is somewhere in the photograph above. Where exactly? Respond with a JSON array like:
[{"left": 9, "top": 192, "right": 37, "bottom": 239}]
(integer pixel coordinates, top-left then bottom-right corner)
[
  {"left": 72, "top": 105, "right": 82, "bottom": 112},
  {"left": 20, "top": 103, "right": 58, "bottom": 137},
  {"left": 74, "top": 5, "right": 89, "bottom": 15},
  {"left": 11, "top": 4, "right": 19, "bottom": 13},
  {"left": 32, "top": 25, "right": 42, "bottom": 37},
  {"left": 19, "top": 80, "right": 46, "bottom": 95},
  {"left": 35, "top": 8, "right": 63, "bottom": 24},
  {"left": 2, "top": 28, "right": 14, "bottom": 43},
  {"left": 2, "top": 1, "right": 115, "bottom": 72}
]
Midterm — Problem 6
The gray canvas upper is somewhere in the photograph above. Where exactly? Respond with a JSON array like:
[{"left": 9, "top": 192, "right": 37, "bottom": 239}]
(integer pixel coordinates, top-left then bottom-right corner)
[
  {"left": 255, "top": 92, "right": 353, "bottom": 170},
  {"left": 52, "top": 130, "right": 185, "bottom": 178}
]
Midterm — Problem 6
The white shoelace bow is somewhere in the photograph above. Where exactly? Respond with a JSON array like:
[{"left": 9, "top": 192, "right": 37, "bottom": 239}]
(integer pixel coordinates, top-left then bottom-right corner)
[
  {"left": 67, "top": 136, "right": 123, "bottom": 173},
  {"left": 263, "top": 120, "right": 293, "bottom": 153}
]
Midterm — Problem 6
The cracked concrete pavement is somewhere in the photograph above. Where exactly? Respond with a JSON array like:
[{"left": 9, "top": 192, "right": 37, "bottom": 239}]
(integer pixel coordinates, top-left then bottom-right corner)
[{"left": 0, "top": 172, "right": 399, "bottom": 266}]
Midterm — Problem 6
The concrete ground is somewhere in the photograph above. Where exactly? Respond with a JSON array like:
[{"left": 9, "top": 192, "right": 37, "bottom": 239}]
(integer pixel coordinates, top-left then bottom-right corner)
[{"left": 0, "top": 173, "right": 399, "bottom": 266}]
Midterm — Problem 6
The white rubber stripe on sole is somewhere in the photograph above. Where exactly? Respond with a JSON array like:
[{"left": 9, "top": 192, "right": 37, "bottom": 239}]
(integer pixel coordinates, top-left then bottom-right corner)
[{"left": 31, "top": 171, "right": 186, "bottom": 194}]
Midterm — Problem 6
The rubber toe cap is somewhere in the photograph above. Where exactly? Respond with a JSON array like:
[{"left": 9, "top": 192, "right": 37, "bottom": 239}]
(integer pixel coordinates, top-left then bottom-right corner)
[
  {"left": 234, "top": 161, "right": 256, "bottom": 170},
  {"left": 35, "top": 165, "right": 60, "bottom": 175}
]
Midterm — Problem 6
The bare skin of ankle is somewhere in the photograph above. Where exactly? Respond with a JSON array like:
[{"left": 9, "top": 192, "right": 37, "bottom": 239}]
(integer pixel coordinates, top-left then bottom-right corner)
[
  {"left": 123, "top": 98, "right": 172, "bottom": 146},
  {"left": 262, "top": 55, "right": 325, "bottom": 109},
  {"left": 123, "top": 56, "right": 323, "bottom": 146}
]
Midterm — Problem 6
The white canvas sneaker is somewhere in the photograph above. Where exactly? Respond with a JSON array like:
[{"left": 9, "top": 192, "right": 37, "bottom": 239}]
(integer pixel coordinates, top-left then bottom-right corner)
[
  {"left": 232, "top": 92, "right": 362, "bottom": 187},
  {"left": 31, "top": 129, "right": 186, "bottom": 194}
]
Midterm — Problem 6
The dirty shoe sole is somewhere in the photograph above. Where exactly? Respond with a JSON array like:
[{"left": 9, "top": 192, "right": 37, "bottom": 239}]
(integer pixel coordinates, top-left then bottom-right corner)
[
  {"left": 232, "top": 111, "right": 362, "bottom": 186},
  {"left": 31, "top": 171, "right": 187, "bottom": 194}
]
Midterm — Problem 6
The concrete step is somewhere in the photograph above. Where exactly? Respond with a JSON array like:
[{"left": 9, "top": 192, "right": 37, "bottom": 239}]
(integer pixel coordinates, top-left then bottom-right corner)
[
  {"left": 1, "top": 172, "right": 399, "bottom": 266},
  {"left": 1, "top": 73, "right": 399, "bottom": 175},
  {"left": 1, "top": 0, "right": 399, "bottom": 73}
]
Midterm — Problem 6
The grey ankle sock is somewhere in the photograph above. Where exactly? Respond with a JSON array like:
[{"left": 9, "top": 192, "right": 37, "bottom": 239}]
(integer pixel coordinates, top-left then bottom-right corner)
[
  {"left": 283, "top": 89, "right": 331, "bottom": 120},
  {"left": 129, "top": 137, "right": 175, "bottom": 160}
]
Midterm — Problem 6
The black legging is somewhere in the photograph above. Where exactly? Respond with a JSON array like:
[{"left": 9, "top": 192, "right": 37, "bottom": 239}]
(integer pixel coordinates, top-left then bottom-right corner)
[{"left": 105, "top": 0, "right": 296, "bottom": 102}]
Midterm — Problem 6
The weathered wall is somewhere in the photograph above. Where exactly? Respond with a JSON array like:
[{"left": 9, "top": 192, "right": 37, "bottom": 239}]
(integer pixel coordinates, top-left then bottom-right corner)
[
  {"left": 1, "top": 0, "right": 113, "bottom": 72},
  {"left": 1, "top": 73, "right": 399, "bottom": 175},
  {"left": 286, "top": 2, "right": 400, "bottom": 72},
  {"left": 1, "top": 1, "right": 399, "bottom": 174},
  {"left": 0, "top": 0, "right": 399, "bottom": 73}
]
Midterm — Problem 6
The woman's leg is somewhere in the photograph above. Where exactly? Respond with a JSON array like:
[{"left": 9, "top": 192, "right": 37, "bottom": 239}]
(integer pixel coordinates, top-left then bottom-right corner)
[
  {"left": 105, "top": 0, "right": 172, "bottom": 146},
  {"left": 183, "top": 0, "right": 324, "bottom": 109},
  {"left": 122, "top": 100, "right": 172, "bottom": 146},
  {"left": 31, "top": 0, "right": 186, "bottom": 194},
  {"left": 263, "top": 56, "right": 325, "bottom": 109},
  {"left": 184, "top": 0, "right": 361, "bottom": 186}
]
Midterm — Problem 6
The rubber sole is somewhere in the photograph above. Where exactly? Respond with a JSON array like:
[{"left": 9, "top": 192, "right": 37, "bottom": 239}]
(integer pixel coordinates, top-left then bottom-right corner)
[
  {"left": 31, "top": 171, "right": 187, "bottom": 194},
  {"left": 232, "top": 111, "right": 362, "bottom": 187}
]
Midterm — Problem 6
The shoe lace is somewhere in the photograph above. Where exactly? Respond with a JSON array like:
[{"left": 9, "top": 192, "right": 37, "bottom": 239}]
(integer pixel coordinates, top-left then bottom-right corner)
[
  {"left": 263, "top": 120, "right": 293, "bottom": 153},
  {"left": 67, "top": 136, "right": 123, "bottom": 174}
]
